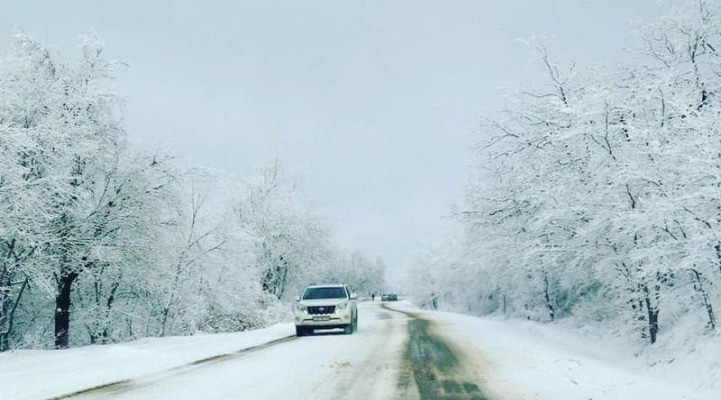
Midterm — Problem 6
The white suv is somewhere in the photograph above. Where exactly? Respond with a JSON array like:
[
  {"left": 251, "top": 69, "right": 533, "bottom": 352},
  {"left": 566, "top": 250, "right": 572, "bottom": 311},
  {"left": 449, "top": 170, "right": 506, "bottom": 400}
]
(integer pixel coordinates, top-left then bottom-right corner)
[{"left": 293, "top": 284, "right": 358, "bottom": 336}]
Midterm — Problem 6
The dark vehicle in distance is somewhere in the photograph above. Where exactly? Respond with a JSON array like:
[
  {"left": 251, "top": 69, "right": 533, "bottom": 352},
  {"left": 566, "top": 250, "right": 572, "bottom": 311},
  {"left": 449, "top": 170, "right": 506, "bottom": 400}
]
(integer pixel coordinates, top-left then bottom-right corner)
[{"left": 381, "top": 293, "right": 398, "bottom": 301}]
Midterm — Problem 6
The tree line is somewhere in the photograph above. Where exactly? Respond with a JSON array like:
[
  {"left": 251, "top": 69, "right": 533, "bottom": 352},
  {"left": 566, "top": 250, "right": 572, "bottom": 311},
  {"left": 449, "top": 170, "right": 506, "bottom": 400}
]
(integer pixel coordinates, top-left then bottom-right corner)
[
  {"left": 409, "top": 0, "right": 721, "bottom": 345},
  {"left": 0, "top": 34, "right": 384, "bottom": 350}
]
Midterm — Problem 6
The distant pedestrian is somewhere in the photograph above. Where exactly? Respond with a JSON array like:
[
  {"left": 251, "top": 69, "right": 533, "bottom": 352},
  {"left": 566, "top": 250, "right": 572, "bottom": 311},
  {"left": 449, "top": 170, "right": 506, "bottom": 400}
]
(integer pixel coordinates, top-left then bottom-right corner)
[{"left": 371, "top": 292, "right": 376, "bottom": 302}]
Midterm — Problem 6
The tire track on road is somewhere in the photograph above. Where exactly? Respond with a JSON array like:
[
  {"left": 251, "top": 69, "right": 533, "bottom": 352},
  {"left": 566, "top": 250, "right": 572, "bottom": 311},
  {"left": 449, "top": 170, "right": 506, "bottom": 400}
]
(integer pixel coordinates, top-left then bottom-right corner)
[{"left": 384, "top": 305, "right": 490, "bottom": 400}]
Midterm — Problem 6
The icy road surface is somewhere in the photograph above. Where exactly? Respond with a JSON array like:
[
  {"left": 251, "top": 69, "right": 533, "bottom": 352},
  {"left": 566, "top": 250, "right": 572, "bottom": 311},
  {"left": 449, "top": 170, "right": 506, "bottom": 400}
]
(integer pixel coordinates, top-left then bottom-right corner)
[{"left": 62, "top": 302, "right": 490, "bottom": 400}]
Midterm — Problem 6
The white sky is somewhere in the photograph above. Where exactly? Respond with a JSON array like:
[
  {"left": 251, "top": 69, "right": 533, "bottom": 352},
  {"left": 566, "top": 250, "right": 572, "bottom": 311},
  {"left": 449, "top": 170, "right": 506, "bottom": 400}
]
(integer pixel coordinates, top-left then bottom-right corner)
[{"left": 1, "top": 1, "right": 662, "bottom": 270}]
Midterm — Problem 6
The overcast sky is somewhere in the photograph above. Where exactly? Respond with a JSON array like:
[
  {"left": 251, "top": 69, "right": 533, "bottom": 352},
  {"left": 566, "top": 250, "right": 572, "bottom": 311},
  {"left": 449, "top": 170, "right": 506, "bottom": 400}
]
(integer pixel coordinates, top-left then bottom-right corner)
[{"left": 1, "top": 0, "right": 662, "bottom": 272}]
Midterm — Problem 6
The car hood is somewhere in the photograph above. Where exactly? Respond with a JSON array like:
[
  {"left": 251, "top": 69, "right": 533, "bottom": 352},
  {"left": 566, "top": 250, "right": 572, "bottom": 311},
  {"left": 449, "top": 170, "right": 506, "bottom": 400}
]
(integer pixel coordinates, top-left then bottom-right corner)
[{"left": 298, "top": 298, "right": 349, "bottom": 306}]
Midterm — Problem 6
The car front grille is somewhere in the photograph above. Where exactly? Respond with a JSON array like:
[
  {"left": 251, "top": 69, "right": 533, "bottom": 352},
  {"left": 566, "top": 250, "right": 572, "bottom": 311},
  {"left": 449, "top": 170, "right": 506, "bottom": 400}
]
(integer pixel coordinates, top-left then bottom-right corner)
[{"left": 307, "top": 305, "right": 335, "bottom": 315}]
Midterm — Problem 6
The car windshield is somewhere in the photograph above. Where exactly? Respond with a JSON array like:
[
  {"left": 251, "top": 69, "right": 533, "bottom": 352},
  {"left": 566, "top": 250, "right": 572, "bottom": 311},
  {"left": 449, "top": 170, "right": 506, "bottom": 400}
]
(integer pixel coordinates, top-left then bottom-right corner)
[{"left": 302, "top": 287, "right": 347, "bottom": 300}]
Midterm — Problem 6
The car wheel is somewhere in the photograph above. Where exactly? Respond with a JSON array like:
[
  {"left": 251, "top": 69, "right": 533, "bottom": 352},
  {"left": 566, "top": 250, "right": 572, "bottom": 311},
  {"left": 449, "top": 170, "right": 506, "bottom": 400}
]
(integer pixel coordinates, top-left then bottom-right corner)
[
  {"left": 295, "top": 326, "right": 305, "bottom": 337},
  {"left": 343, "top": 323, "right": 353, "bottom": 334},
  {"left": 352, "top": 314, "right": 358, "bottom": 332}
]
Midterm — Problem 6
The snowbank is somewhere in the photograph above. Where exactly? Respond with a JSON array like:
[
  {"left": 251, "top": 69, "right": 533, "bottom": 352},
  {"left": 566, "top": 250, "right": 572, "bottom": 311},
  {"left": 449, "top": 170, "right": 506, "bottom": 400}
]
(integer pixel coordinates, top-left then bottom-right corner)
[
  {"left": 0, "top": 323, "right": 294, "bottom": 400},
  {"left": 391, "top": 301, "right": 719, "bottom": 400}
]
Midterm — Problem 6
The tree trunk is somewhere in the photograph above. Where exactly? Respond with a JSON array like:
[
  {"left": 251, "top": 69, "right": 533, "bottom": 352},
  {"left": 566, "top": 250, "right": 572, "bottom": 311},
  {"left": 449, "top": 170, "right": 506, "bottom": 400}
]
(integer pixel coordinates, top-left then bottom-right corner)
[
  {"left": 55, "top": 271, "right": 79, "bottom": 349},
  {"left": 0, "top": 276, "right": 28, "bottom": 351},
  {"left": 644, "top": 295, "right": 659, "bottom": 344},
  {"left": 100, "top": 281, "right": 120, "bottom": 342},
  {"left": 159, "top": 305, "right": 171, "bottom": 337},
  {"left": 690, "top": 269, "right": 716, "bottom": 330},
  {"left": 641, "top": 282, "right": 660, "bottom": 344},
  {"left": 543, "top": 274, "right": 555, "bottom": 322},
  {"left": 277, "top": 257, "right": 289, "bottom": 299},
  {"left": 160, "top": 260, "right": 184, "bottom": 337}
]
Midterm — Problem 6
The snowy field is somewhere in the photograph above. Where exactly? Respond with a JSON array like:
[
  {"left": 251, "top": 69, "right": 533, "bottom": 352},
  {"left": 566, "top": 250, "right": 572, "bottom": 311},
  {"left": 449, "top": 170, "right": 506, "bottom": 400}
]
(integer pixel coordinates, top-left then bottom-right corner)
[{"left": 0, "top": 301, "right": 718, "bottom": 400}]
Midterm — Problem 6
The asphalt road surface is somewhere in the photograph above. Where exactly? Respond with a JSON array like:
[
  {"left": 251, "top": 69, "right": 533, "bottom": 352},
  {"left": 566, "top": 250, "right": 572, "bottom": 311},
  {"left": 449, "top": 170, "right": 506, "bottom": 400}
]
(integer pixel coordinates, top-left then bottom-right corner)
[{"left": 63, "top": 302, "right": 492, "bottom": 400}]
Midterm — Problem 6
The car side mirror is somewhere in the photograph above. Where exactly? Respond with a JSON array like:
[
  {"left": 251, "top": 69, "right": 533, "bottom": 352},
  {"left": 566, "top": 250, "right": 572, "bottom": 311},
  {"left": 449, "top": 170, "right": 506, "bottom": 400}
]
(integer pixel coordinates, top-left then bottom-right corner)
[
  {"left": 350, "top": 293, "right": 357, "bottom": 300},
  {"left": 295, "top": 295, "right": 301, "bottom": 302}
]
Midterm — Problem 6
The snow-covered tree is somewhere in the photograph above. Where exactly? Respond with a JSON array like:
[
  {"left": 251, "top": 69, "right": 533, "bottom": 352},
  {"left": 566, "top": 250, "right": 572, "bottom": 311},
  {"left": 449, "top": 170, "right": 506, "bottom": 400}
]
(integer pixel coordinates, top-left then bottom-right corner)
[
  {"left": 232, "top": 162, "right": 333, "bottom": 300},
  {"left": 0, "top": 33, "right": 130, "bottom": 348},
  {"left": 0, "top": 32, "right": 381, "bottom": 351},
  {"left": 419, "top": 0, "right": 721, "bottom": 346}
]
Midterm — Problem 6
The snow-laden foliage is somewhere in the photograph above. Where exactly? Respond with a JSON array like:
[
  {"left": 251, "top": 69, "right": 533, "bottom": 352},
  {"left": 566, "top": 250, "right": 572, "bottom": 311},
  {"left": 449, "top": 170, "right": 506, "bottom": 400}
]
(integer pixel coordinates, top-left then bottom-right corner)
[
  {"left": 230, "top": 163, "right": 386, "bottom": 300},
  {"left": 408, "top": 0, "right": 721, "bottom": 345},
  {"left": 0, "top": 34, "right": 385, "bottom": 350}
]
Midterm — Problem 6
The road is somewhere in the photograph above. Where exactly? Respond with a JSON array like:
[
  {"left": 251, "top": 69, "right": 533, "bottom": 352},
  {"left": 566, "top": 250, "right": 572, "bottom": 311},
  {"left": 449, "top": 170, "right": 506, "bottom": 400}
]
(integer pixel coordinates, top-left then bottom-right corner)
[{"left": 63, "top": 302, "right": 492, "bottom": 400}]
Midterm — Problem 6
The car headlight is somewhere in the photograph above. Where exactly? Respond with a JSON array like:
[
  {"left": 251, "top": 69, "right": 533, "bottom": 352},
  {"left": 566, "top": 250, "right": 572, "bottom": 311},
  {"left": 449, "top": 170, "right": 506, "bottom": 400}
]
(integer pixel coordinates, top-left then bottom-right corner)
[
  {"left": 295, "top": 304, "right": 307, "bottom": 312},
  {"left": 336, "top": 302, "right": 348, "bottom": 311}
]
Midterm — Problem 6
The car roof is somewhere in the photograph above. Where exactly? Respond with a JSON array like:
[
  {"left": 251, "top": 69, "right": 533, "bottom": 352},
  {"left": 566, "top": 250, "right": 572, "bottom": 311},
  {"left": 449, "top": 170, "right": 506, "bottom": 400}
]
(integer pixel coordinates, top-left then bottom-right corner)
[{"left": 305, "top": 284, "right": 346, "bottom": 289}]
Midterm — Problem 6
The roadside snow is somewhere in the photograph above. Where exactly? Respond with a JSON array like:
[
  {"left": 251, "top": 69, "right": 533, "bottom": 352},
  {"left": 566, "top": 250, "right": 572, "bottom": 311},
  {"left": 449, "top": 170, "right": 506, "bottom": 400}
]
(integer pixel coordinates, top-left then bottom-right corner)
[
  {"left": 389, "top": 302, "right": 719, "bottom": 400},
  {"left": 0, "top": 323, "right": 293, "bottom": 400},
  {"left": 2, "top": 302, "right": 719, "bottom": 400}
]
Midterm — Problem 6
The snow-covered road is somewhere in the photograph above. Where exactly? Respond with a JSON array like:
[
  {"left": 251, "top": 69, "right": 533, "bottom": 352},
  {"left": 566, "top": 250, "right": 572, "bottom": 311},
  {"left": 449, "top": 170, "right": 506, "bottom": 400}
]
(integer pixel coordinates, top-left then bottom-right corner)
[
  {"left": 65, "top": 302, "right": 420, "bottom": 400},
  {"left": 2, "top": 301, "right": 716, "bottom": 400},
  {"left": 61, "top": 302, "right": 498, "bottom": 400}
]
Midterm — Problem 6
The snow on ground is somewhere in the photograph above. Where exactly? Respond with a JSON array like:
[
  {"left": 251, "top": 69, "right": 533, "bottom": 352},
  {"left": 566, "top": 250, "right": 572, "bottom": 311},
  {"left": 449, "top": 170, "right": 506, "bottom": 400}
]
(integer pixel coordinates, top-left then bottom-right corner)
[
  {"left": 65, "top": 302, "right": 407, "bottom": 400},
  {"left": 639, "top": 314, "right": 721, "bottom": 396},
  {"left": 2, "top": 301, "right": 719, "bottom": 400},
  {"left": 0, "top": 323, "right": 293, "bottom": 400},
  {"left": 390, "top": 301, "right": 719, "bottom": 400}
]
